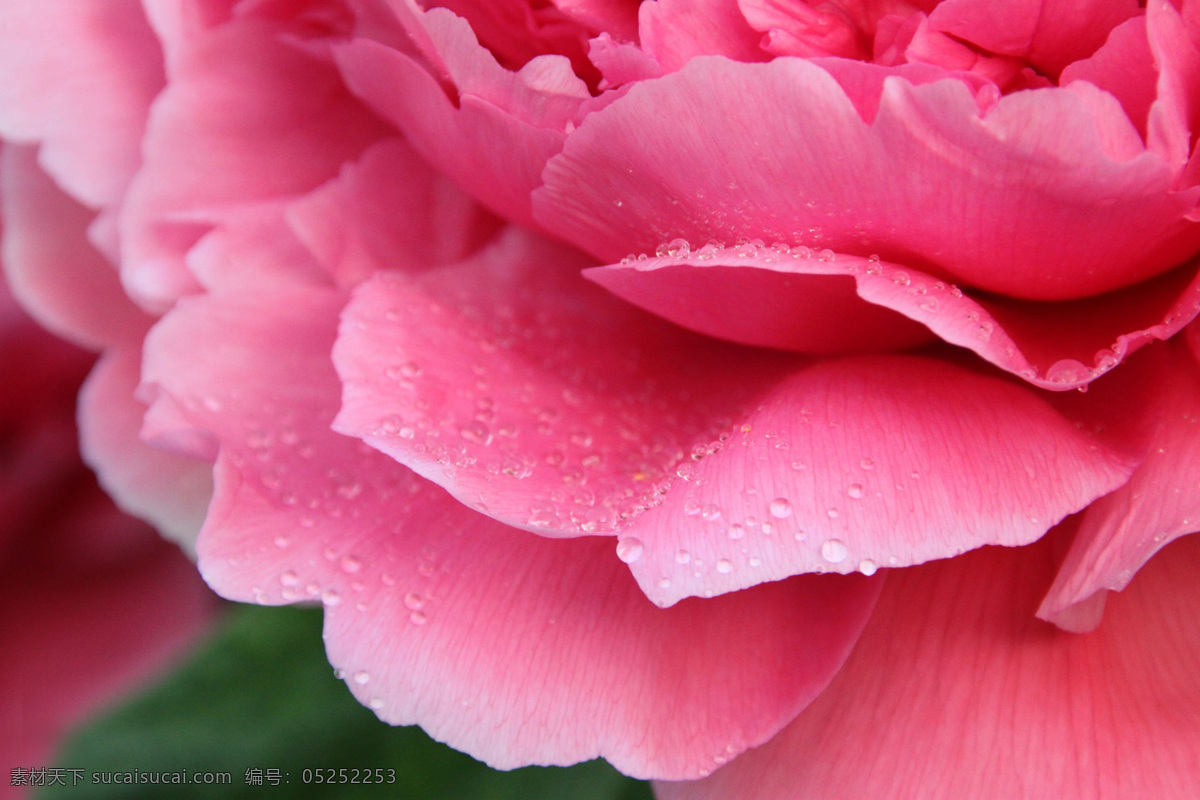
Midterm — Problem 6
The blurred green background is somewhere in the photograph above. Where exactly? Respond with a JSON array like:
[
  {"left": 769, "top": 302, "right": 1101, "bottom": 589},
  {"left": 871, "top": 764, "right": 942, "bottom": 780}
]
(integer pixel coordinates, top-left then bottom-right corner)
[{"left": 40, "top": 604, "right": 655, "bottom": 800}]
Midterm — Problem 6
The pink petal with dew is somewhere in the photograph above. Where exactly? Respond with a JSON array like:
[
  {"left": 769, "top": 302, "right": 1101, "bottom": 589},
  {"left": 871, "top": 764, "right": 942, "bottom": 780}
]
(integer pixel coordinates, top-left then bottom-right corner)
[
  {"left": 1038, "top": 330, "right": 1200, "bottom": 631},
  {"left": 617, "top": 348, "right": 1154, "bottom": 606},
  {"left": 79, "top": 348, "right": 214, "bottom": 553},
  {"left": 333, "top": 227, "right": 783, "bottom": 539},
  {"left": 925, "top": 0, "right": 1139, "bottom": 77},
  {"left": 1, "top": 145, "right": 152, "bottom": 351},
  {"left": 588, "top": 32, "right": 663, "bottom": 90},
  {"left": 0, "top": 0, "right": 163, "bottom": 208},
  {"left": 119, "top": 15, "right": 387, "bottom": 312},
  {"left": 1060, "top": 16, "right": 1157, "bottom": 139},
  {"left": 656, "top": 530, "right": 1200, "bottom": 800},
  {"left": 638, "top": 0, "right": 768, "bottom": 71},
  {"left": 333, "top": 229, "right": 1148, "bottom": 605},
  {"left": 287, "top": 137, "right": 502, "bottom": 290},
  {"left": 585, "top": 243, "right": 1200, "bottom": 390},
  {"left": 534, "top": 56, "right": 1200, "bottom": 302},
  {"left": 141, "top": 281, "right": 881, "bottom": 778}
]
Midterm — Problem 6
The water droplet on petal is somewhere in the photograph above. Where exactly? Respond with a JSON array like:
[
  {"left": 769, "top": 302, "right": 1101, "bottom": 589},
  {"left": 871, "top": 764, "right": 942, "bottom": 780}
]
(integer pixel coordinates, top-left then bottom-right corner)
[
  {"left": 409, "top": 610, "right": 427, "bottom": 626},
  {"left": 280, "top": 570, "right": 299, "bottom": 587},
  {"left": 404, "top": 592, "right": 425, "bottom": 611},
  {"left": 353, "top": 671, "right": 371, "bottom": 685},
  {"left": 769, "top": 498, "right": 793, "bottom": 519},
  {"left": 368, "top": 697, "right": 385, "bottom": 710},
  {"left": 727, "top": 523, "right": 745, "bottom": 540},
  {"left": 847, "top": 483, "right": 864, "bottom": 499},
  {"left": 858, "top": 559, "right": 878, "bottom": 576},
  {"left": 716, "top": 558, "right": 733, "bottom": 574},
  {"left": 340, "top": 556, "right": 362, "bottom": 574},
  {"left": 616, "top": 537, "right": 644, "bottom": 564},
  {"left": 701, "top": 504, "right": 722, "bottom": 521},
  {"left": 821, "top": 539, "right": 849, "bottom": 564},
  {"left": 675, "top": 549, "right": 692, "bottom": 565}
]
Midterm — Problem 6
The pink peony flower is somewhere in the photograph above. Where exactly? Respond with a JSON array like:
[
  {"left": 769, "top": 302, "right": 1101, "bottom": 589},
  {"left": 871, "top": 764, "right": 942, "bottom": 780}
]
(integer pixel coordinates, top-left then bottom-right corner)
[
  {"left": 0, "top": 220, "right": 215, "bottom": 783},
  {"left": 2, "top": 0, "right": 1199, "bottom": 796}
]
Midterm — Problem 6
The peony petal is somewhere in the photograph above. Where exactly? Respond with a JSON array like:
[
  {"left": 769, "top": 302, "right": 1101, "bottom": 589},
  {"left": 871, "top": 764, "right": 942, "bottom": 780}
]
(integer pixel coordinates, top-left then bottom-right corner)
[
  {"left": 638, "top": 0, "right": 768, "bottom": 71},
  {"left": 656, "top": 530, "right": 1200, "bottom": 800},
  {"left": 1, "top": 145, "right": 152, "bottom": 351},
  {"left": 287, "top": 137, "right": 502, "bottom": 290},
  {"left": 586, "top": 243, "right": 1200, "bottom": 390},
  {"left": 534, "top": 56, "right": 1200, "bottom": 302},
  {"left": 554, "top": 0, "right": 641, "bottom": 43},
  {"left": 0, "top": 0, "right": 163, "bottom": 208},
  {"left": 119, "top": 14, "right": 387, "bottom": 311},
  {"left": 333, "top": 226, "right": 783, "bottom": 539},
  {"left": 925, "top": 0, "right": 1139, "bottom": 77},
  {"left": 1061, "top": 16, "right": 1157, "bottom": 139},
  {"left": 1037, "top": 332, "right": 1200, "bottom": 631},
  {"left": 1146, "top": 0, "right": 1200, "bottom": 177},
  {"left": 140, "top": 280, "right": 881, "bottom": 779},
  {"left": 78, "top": 347, "right": 214, "bottom": 553},
  {"left": 336, "top": 7, "right": 578, "bottom": 227},
  {"left": 332, "top": 229, "right": 1146, "bottom": 605}
]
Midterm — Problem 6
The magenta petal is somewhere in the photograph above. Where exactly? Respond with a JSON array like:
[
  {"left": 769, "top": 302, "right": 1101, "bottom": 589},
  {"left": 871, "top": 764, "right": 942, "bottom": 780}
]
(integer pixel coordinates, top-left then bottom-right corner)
[
  {"left": 534, "top": 56, "right": 1200, "bottom": 302},
  {"left": 638, "top": 0, "right": 768, "bottom": 71},
  {"left": 1, "top": 145, "right": 152, "bottom": 351},
  {"left": 141, "top": 280, "right": 881, "bottom": 778},
  {"left": 1038, "top": 332, "right": 1200, "bottom": 631},
  {"left": 925, "top": 0, "right": 1139, "bottom": 77},
  {"left": 1061, "top": 17, "right": 1157, "bottom": 139},
  {"left": 0, "top": 0, "right": 163, "bottom": 208},
  {"left": 78, "top": 347, "right": 213, "bottom": 552},
  {"left": 119, "top": 15, "right": 387, "bottom": 311},
  {"left": 657, "top": 531, "right": 1200, "bottom": 800}
]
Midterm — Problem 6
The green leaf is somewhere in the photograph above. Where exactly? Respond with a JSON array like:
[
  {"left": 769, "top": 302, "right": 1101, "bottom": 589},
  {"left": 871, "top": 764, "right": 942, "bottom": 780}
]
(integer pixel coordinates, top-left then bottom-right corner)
[{"left": 41, "top": 604, "right": 655, "bottom": 800}]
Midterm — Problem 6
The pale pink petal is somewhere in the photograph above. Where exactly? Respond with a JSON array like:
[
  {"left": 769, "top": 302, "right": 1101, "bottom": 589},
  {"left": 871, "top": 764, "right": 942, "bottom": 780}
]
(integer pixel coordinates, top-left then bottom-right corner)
[
  {"left": 78, "top": 347, "right": 214, "bottom": 553},
  {"left": 1, "top": 145, "right": 152, "bottom": 351},
  {"left": 657, "top": 530, "right": 1200, "bottom": 800},
  {"left": 1037, "top": 332, "right": 1200, "bottom": 631},
  {"left": 638, "top": 0, "right": 769, "bottom": 72},
  {"left": 120, "top": 15, "right": 388, "bottom": 311},
  {"left": 535, "top": 57, "right": 1200, "bottom": 303},
  {"left": 1061, "top": 16, "right": 1157, "bottom": 139},
  {"left": 336, "top": 4, "right": 580, "bottom": 228},
  {"left": 139, "top": 281, "right": 881, "bottom": 778},
  {"left": 586, "top": 243, "right": 1200, "bottom": 390},
  {"left": 332, "top": 228, "right": 1145, "bottom": 605},
  {"left": 287, "top": 137, "right": 502, "bottom": 289},
  {"left": 0, "top": 0, "right": 163, "bottom": 208},
  {"left": 925, "top": 0, "right": 1139, "bottom": 77}
]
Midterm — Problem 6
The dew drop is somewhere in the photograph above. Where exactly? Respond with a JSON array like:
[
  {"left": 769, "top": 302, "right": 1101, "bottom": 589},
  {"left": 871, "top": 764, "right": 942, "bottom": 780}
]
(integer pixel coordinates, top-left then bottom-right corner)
[
  {"left": 892, "top": 272, "right": 911, "bottom": 287},
  {"left": 322, "top": 589, "right": 342, "bottom": 606},
  {"left": 821, "top": 539, "right": 849, "bottom": 563},
  {"left": 409, "top": 610, "right": 427, "bottom": 626},
  {"left": 616, "top": 537, "right": 645, "bottom": 564},
  {"left": 675, "top": 549, "right": 692, "bottom": 565},
  {"left": 399, "top": 362, "right": 421, "bottom": 378},
  {"left": 340, "top": 556, "right": 362, "bottom": 574},
  {"left": 827, "top": 507, "right": 840, "bottom": 519},
  {"left": 701, "top": 503, "right": 722, "bottom": 521},
  {"left": 353, "top": 671, "right": 371, "bottom": 685},
  {"left": 716, "top": 558, "right": 734, "bottom": 574},
  {"left": 860, "top": 457, "right": 875, "bottom": 470},
  {"left": 280, "top": 570, "right": 299, "bottom": 587},
  {"left": 847, "top": 483, "right": 865, "bottom": 499},
  {"left": 368, "top": 698, "right": 385, "bottom": 710},
  {"left": 769, "top": 497, "right": 793, "bottom": 519},
  {"left": 664, "top": 238, "right": 691, "bottom": 258},
  {"left": 404, "top": 592, "right": 425, "bottom": 611},
  {"left": 727, "top": 523, "right": 746, "bottom": 540},
  {"left": 858, "top": 559, "right": 878, "bottom": 576}
]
